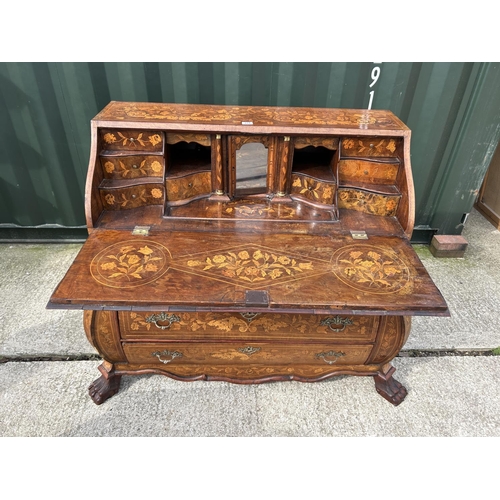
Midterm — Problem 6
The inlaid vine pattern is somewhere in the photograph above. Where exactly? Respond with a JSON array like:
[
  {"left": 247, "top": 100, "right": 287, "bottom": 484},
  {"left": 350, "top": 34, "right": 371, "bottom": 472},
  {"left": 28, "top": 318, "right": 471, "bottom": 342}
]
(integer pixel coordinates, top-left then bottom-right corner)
[
  {"left": 186, "top": 249, "right": 313, "bottom": 283},
  {"left": 331, "top": 245, "right": 411, "bottom": 295},
  {"left": 103, "top": 158, "right": 163, "bottom": 178},
  {"left": 98, "top": 245, "right": 163, "bottom": 281},
  {"left": 90, "top": 240, "right": 171, "bottom": 288},
  {"left": 342, "top": 138, "right": 397, "bottom": 156},
  {"left": 103, "top": 131, "right": 162, "bottom": 149},
  {"left": 224, "top": 204, "right": 296, "bottom": 219},
  {"left": 102, "top": 187, "right": 164, "bottom": 209},
  {"left": 338, "top": 189, "right": 399, "bottom": 216}
]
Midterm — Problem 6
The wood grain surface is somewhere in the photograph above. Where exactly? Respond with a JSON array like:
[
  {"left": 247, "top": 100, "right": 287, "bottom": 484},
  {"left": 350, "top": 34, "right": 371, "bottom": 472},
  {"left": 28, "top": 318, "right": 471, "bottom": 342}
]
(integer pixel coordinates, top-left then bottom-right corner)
[{"left": 48, "top": 227, "right": 448, "bottom": 315}]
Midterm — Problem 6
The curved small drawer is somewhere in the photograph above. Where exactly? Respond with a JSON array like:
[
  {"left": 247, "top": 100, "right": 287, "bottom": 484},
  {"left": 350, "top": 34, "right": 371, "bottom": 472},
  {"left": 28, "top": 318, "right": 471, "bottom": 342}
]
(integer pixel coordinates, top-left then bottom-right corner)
[
  {"left": 100, "top": 129, "right": 164, "bottom": 152},
  {"left": 291, "top": 174, "right": 336, "bottom": 205},
  {"left": 338, "top": 159, "right": 399, "bottom": 185},
  {"left": 341, "top": 137, "right": 400, "bottom": 158},
  {"left": 166, "top": 171, "right": 211, "bottom": 202},
  {"left": 338, "top": 188, "right": 400, "bottom": 216},
  {"left": 100, "top": 156, "right": 164, "bottom": 179},
  {"left": 100, "top": 183, "right": 165, "bottom": 210}
]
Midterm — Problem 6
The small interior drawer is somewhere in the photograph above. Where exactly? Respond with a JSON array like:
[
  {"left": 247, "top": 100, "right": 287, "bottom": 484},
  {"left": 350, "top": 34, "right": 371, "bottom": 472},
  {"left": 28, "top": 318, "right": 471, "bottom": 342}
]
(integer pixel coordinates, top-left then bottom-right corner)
[
  {"left": 291, "top": 174, "right": 336, "bottom": 205},
  {"left": 100, "top": 129, "right": 164, "bottom": 152},
  {"left": 100, "top": 156, "right": 164, "bottom": 179},
  {"left": 100, "top": 183, "right": 165, "bottom": 210},
  {"left": 166, "top": 171, "right": 212, "bottom": 202},
  {"left": 341, "top": 137, "right": 400, "bottom": 158},
  {"left": 338, "top": 159, "right": 399, "bottom": 185}
]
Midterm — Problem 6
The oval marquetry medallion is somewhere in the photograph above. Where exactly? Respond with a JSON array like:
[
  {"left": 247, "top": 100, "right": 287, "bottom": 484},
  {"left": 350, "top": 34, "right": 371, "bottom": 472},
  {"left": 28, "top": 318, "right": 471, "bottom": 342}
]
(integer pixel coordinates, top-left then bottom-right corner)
[
  {"left": 331, "top": 244, "right": 410, "bottom": 294},
  {"left": 90, "top": 240, "right": 171, "bottom": 288}
]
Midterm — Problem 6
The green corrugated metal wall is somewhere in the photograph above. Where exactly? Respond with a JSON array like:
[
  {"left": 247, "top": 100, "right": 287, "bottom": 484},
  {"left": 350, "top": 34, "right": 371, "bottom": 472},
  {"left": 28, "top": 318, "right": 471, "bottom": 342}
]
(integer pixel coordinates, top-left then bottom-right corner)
[{"left": 1, "top": 62, "right": 499, "bottom": 242}]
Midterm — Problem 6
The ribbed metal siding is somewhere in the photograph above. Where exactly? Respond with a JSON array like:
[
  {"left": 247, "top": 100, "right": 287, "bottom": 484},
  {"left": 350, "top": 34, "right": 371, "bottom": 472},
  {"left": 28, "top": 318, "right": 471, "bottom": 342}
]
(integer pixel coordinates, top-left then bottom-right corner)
[{"left": 1, "top": 62, "right": 499, "bottom": 239}]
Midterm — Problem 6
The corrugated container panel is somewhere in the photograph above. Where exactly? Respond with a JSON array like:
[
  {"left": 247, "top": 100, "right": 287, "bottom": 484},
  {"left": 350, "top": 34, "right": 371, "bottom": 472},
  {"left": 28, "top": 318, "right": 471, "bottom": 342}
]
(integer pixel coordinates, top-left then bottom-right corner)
[{"left": 1, "top": 62, "right": 499, "bottom": 241}]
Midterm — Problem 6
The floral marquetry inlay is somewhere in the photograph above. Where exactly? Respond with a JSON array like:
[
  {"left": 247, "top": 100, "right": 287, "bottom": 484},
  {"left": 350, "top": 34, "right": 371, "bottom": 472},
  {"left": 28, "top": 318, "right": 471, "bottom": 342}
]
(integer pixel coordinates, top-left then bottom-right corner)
[
  {"left": 331, "top": 244, "right": 412, "bottom": 295},
  {"left": 338, "top": 189, "right": 399, "bottom": 216},
  {"left": 224, "top": 204, "right": 296, "bottom": 219},
  {"left": 291, "top": 175, "right": 335, "bottom": 205},
  {"left": 97, "top": 103, "right": 405, "bottom": 130},
  {"left": 101, "top": 186, "right": 164, "bottom": 209},
  {"left": 342, "top": 138, "right": 398, "bottom": 157},
  {"left": 90, "top": 240, "right": 171, "bottom": 288},
  {"left": 186, "top": 248, "right": 313, "bottom": 284},
  {"left": 102, "top": 158, "right": 163, "bottom": 179},
  {"left": 176, "top": 244, "right": 322, "bottom": 289},
  {"left": 103, "top": 132, "right": 162, "bottom": 148}
]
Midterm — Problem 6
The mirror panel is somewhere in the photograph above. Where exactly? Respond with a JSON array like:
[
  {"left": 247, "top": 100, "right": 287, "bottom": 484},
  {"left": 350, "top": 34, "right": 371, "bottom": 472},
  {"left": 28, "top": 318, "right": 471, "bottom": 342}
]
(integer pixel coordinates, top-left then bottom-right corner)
[{"left": 235, "top": 142, "right": 268, "bottom": 195}]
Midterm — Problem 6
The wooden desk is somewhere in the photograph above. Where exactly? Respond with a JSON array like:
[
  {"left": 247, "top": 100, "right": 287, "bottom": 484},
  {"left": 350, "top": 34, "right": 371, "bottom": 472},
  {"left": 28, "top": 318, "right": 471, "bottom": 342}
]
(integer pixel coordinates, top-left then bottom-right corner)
[{"left": 48, "top": 102, "right": 448, "bottom": 405}]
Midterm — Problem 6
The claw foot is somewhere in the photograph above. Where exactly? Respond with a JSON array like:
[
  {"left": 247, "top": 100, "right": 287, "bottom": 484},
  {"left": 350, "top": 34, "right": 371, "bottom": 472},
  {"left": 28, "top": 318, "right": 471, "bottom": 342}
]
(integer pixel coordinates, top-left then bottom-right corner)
[
  {"left": 89, "top": 373, "right": 122, "bottom": 405},
  {"left": 374, "top": 365, "right": 407, "bottom": 406}
]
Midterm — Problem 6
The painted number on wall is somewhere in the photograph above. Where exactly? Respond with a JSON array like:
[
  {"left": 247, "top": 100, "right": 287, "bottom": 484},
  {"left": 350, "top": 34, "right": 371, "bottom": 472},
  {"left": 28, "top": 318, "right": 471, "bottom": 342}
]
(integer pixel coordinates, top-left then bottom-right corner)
[{"left": 368, "top": 63, "right": 382, "bottom": 110}]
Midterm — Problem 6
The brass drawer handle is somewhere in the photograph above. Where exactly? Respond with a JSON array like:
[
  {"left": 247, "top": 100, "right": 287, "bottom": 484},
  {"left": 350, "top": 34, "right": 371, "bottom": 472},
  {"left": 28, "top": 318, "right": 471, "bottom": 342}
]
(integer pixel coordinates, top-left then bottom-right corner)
[
  {"left": 237, "top": 346, "right": 261, "bottom": 356},
  {"left": 315, "top": 350, "right": 345, "bottom": 365},
  {"left": 320, "top": 316, "right": 354, "bottom": 332},
  {"left": 145, "top": 312, "right": 181, "bottom": 330},
  {"left": 152, "top": 350, "right": 183, "bottom": 364}
]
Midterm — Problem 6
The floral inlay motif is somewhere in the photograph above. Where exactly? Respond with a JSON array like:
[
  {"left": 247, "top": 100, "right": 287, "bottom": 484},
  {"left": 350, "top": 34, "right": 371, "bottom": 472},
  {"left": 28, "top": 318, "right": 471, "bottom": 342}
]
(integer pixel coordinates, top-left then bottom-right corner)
[
  {"left": 129, "top": 312, "right": 152, "bottom": 331},
  {"left": 100, "top": 103, "right": 400, "bottom": 129},
  {"left": 342, "top": 138, "right": 398, "bottom": 155},
  {"left": 103, "top": 159, "right": 163, "bottom": 178},
  {"left": 102, "top": 188, "right": 163, "bottom": 209},
  {"left": 291, "top": 176, "right": 334, "bottom": 204},
  {"left": 386, "top": 140, "right": 396, "bottom": 153},
  {"left": 338, "top": 189, "right": 399, "bottom": 216},
  {"left": 103, "top": 131, "right": 162, "bottom": 148},
  {"left": 185, "top": 248, "right": 313, "bottom": 283},
  {"left": 104, "top": 161, "right": 115, "bottom": 174},
  {"left": 90, "top": 240, "right": 170, "bottom": 288},
  {"left": 331, "top": 245, "right": 411, "bottom": 295},
  {"left": 99, "top": 245, "right": 162, "bottom": 281},
  {"left": 224, "top": 204, "right": 296, "bottom": 219}
]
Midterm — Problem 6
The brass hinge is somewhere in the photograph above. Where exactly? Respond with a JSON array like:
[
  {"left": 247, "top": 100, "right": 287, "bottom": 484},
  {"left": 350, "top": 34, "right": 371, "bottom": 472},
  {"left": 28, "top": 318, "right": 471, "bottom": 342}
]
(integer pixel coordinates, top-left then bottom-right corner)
[
  {"left": 132, "top": 225, "right": 150, "bottom": 236},
  {"left": 350, "top": 230, "right": 368, "bottom": 240}
]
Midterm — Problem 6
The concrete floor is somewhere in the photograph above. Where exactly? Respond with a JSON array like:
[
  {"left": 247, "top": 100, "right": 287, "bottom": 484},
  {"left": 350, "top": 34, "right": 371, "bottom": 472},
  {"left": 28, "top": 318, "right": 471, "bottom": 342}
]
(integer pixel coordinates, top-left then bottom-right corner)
[{"left": 1, "top": 208, "right": 499, "bottom": 437}]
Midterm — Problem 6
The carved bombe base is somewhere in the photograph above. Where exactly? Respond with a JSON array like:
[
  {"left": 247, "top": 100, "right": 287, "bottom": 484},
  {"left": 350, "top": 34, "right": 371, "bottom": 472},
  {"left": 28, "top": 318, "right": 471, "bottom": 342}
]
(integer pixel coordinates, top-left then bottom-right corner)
[
  {"left": 84, "top": 309, "right": 410, "bottom": 405},
  {"left": 90, "top": 362, "right": 407, "bottom": 406},
  {"left": 48, "top": 102, "right": 448, "bottom": 408}
]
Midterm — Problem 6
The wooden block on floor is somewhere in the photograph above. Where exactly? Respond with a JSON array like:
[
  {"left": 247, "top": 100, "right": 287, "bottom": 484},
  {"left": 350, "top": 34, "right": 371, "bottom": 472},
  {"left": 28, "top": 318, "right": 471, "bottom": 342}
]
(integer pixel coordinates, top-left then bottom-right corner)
[{"left": 430, "top": 235, "right": 468, "bottom": 258}]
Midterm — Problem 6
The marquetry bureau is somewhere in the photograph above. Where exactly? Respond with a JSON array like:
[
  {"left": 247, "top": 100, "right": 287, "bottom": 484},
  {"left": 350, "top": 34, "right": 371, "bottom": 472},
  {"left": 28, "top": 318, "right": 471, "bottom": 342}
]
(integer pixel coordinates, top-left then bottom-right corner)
[{"left": 48, "top": 101, "right": 449, "bottom": 406}]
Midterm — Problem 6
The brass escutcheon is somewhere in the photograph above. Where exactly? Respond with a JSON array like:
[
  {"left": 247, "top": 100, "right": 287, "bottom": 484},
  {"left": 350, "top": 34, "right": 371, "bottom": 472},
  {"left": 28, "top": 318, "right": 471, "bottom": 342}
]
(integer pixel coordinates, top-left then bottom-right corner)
[
  {"left": 239, "top": 312, "right": 261, "bottom": 323},
  {"left": 146, "top": 312, "right": 181, "bottom": 330},
  {"left": 237, "top": 346, "right": 261, "bottom": 356}
]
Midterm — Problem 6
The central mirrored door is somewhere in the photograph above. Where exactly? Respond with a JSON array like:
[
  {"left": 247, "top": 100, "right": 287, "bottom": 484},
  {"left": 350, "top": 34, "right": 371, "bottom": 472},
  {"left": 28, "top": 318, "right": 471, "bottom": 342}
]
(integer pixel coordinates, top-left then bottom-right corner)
[{"left": 228, "top": 135, "right": 276, "bottom": 197}]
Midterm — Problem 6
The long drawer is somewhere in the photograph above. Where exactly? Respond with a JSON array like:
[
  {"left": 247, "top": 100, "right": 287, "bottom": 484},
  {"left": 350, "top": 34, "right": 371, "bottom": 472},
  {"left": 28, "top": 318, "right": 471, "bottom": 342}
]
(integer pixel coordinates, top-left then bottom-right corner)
[
  {"left": 118, "top": 311, "right": 379, "bottom": 342},
  {"left": 122, "top": 342, "right": 373, "bottom": 366}
]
